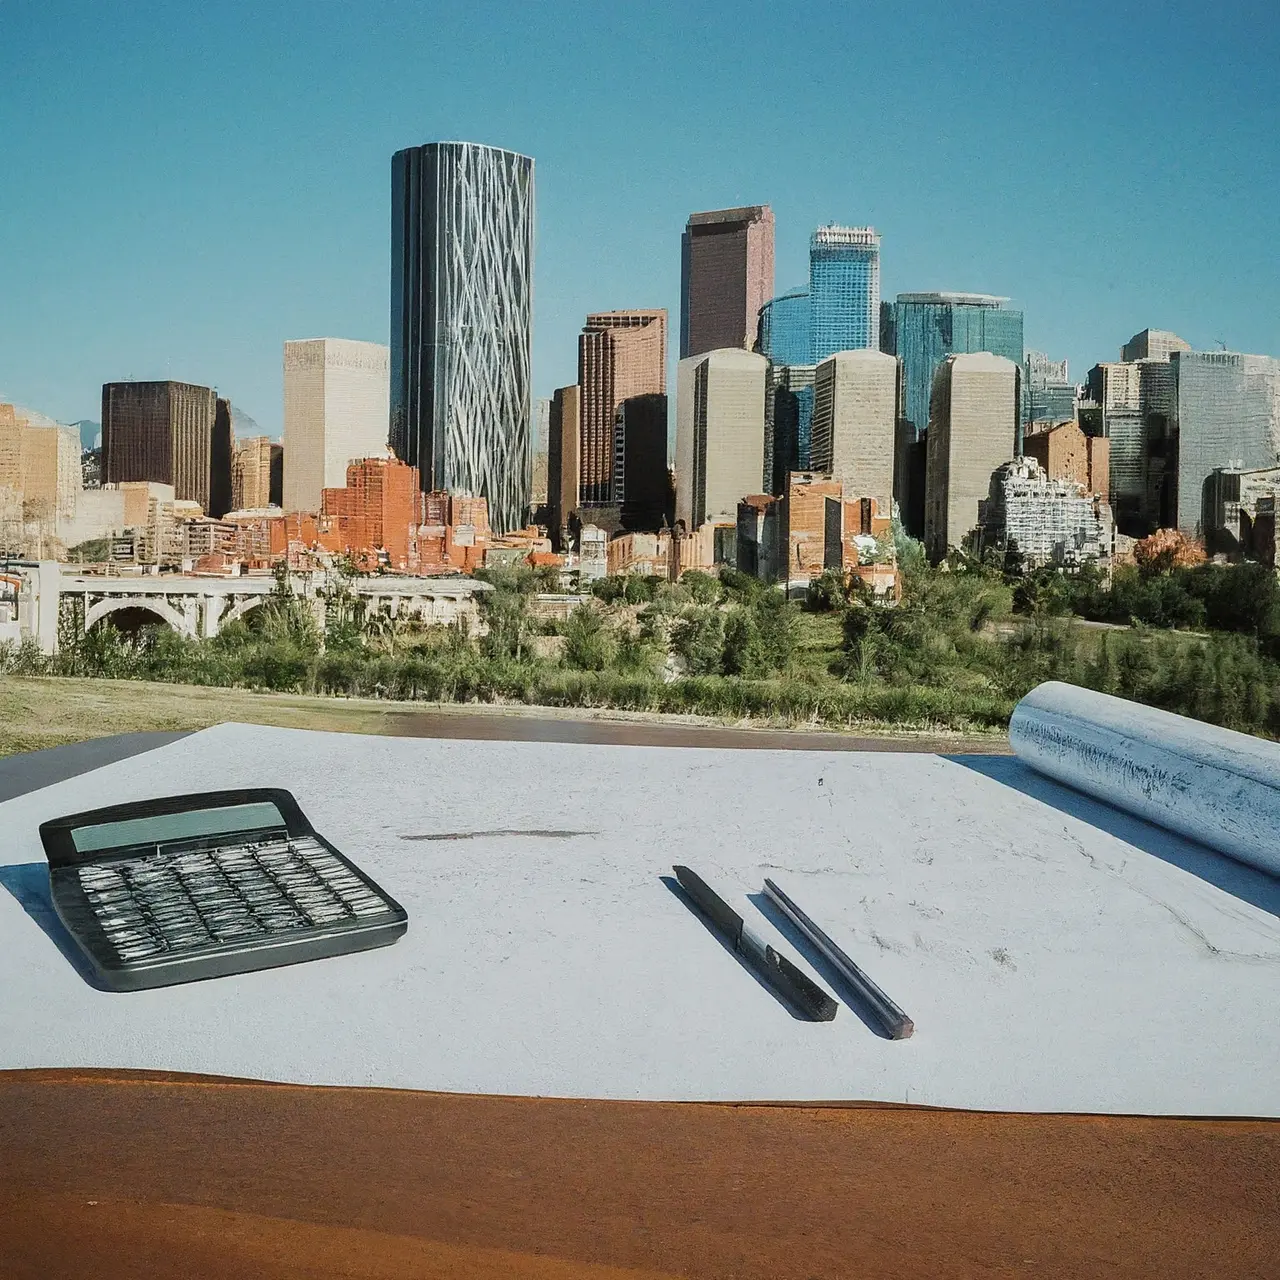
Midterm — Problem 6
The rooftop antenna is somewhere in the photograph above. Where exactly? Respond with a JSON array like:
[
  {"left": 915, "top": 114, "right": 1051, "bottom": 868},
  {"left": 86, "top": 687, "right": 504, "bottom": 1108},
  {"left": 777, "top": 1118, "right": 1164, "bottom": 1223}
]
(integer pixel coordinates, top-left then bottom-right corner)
[{"left": 1216, "top": 339, "right": 1228, "bottom": 351}]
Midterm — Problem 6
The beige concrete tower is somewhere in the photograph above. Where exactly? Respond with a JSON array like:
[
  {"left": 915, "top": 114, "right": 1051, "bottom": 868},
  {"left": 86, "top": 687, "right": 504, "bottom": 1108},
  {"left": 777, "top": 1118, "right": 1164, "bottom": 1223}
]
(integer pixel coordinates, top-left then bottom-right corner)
[
  {"left": 232, "top": 436, "right": 278, "bottom": 511},
  {"left": 1120, "top": 329, "right": 1191, "bottom": 363},
  {"left": 811, "top": 349, "right": 898, "bottom": 511},
  {"left": 283, "top": 338, "right": 390, "bottom": 513},
  {"left": 20, "top": 422, "right": 81, "bottom": 523},
  {"left": 924, "top": 353, "right": 1020, "bottom": 560},
  {"left": 679, "top": 349, "right": 766, "bottom": 528}
]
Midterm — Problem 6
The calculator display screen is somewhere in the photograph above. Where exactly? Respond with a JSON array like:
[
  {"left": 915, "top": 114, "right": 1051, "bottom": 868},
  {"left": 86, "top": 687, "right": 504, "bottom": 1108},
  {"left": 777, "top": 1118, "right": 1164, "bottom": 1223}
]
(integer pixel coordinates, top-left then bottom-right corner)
[{"left": 70, "top": 801, "right": 286, "bottom": 854}]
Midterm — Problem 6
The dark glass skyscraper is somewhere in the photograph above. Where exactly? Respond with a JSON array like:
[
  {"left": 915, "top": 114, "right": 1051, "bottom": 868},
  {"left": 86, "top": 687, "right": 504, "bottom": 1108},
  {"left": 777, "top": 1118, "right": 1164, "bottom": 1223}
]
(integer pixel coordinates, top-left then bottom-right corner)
[
  {"left": 390, "top": 141, "right": 534, "bottom": 532},
  {"left": 884, "top": 293, "right": 1024, "bottom": 442}
]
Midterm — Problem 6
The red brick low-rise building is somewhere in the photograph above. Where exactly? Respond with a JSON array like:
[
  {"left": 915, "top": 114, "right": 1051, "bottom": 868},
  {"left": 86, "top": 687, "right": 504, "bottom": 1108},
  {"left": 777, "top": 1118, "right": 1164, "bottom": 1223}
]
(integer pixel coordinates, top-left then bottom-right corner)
[
  {"left": 223, "top": 468, "right": 499, "bottom": 575},
  {"left": 1023, "top": 420, "right": 1108, "bottom": 495},
  {"left": 321, "top": 458, "right": 420, "bottom": 570},
  {"left": 737, "top": 473, "right": 899, "bottom": 596}
]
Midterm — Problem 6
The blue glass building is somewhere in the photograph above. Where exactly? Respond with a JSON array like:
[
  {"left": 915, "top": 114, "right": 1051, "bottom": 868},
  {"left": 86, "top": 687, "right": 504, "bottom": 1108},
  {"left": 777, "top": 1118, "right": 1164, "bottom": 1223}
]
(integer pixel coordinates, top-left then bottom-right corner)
[
  {"left": 809, "top": 226, "right": 881, "bottom": 361},
  {"left": 757, "top": 287, "right": 811, "bottom": 366},
  {"left": 757, "top": 287, "right": 814, "bottom": 491},
  {"left": 884, "top": 293, "right": 1023, "bottom": 442}
]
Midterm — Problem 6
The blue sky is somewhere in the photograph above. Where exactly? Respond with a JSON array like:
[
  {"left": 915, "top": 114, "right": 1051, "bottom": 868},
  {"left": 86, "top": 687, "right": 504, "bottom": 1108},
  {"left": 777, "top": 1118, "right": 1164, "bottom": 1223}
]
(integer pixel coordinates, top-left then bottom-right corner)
[{"left": 2, "top": 0, "right": 1277, "bottom": 438}]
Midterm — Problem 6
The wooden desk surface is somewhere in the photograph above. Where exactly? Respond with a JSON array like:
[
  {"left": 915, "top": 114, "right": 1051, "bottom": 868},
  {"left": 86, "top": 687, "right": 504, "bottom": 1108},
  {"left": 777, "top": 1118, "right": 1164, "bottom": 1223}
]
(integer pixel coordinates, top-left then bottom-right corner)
[{"left": 2, "top": 1069, "right": 1277, "bottom": 1279}]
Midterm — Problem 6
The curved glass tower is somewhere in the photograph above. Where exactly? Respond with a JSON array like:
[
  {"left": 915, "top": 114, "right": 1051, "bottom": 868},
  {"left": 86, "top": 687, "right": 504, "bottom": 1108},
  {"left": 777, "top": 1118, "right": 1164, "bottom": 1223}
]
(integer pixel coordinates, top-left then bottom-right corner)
[
  {"left": 391, "top": 141, "right": 534, "bottom": 532},
  {"left": 757, "top": 288, "right": 811, "bottom": 366}
]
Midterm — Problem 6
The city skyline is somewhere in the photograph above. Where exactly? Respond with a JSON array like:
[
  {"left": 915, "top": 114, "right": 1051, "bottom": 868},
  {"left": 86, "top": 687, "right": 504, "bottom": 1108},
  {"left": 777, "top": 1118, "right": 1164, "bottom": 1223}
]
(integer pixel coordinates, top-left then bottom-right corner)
[{"left": 3, "top": 1, "right": 1275, "bottom": 437}]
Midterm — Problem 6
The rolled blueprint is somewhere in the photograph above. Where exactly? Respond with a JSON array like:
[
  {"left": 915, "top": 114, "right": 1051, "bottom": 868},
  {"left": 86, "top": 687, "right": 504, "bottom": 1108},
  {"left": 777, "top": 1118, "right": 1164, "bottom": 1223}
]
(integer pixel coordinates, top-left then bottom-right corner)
[{"left": 1009, "top": 681, "right": 1280, "bottom": 877}]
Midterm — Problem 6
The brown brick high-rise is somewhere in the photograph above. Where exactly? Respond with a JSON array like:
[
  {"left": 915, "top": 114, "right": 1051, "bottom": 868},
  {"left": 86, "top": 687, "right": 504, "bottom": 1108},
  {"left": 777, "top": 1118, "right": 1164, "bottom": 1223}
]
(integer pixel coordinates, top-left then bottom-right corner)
[
  {"left": 547, "top": 385, "right": 581, "bottom": 550},
  {"left": 680, "top": 206, "right": 774, "bottom": 359},
  {"left": 577, "top": 310, "right": 666, "bottom": 505},
  {"left": 102, "top": 380, "right": 231, "bottom": 516}
]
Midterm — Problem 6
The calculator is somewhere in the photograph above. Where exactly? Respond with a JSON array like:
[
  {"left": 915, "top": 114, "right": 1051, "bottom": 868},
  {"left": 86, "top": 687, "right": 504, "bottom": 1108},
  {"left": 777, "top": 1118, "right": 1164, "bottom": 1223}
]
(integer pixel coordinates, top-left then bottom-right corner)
[{"left": 39, "top": 788, "right": 408, "bottom": 991}]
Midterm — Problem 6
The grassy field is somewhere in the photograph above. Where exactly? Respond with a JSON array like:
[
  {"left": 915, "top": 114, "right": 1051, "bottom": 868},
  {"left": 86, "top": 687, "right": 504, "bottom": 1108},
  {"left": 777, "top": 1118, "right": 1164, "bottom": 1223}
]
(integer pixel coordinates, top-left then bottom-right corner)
[
  {"left": 0, "top": 674, "right": 1009, "bottom": 760},
  {"left": 790, "top": 610, "right": 844, "bottom": 679},
  {"left": 0, "top": 676, "right": 417, "bottom": 758}
]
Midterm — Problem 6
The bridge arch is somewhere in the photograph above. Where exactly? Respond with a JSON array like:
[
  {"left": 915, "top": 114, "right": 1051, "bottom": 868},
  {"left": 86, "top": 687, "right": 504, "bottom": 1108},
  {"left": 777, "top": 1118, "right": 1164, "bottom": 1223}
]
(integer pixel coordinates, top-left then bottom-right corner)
[
  {"left": 83, "top": 597, "right": 195, "bottom": 638},
  {"left": 220, "top": 596, "right": 266, "bottom": 628}
]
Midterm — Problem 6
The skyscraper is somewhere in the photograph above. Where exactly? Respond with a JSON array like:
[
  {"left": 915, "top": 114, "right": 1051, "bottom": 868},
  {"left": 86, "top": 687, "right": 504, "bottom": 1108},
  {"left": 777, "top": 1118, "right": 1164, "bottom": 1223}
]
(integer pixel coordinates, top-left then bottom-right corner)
[
  {"left": 232, "top": 436, "right": 280, "bottom": 511},
  {"left": 282, "top": 338, "right": 390, "bottom": 514},
  {"left": 531, "top": 396, "right": 552, "bottom": 509},
  {"left": 547, "top": 385, "right": 581, "bottom": 549},
  {"left": 758, "top": 287, "right": 815, "bottom": 493},
  {"left": 809, "top": 226, "right": 881, "bottom": 362},
  {"left": 680, "top": 206, "right": 774, "bottom": 359},
  {"left": 765, "top": 364, "right": 816, "bottom": 495},
  {"left": 1121, "top": 329, "right": 1191, "bottom": 363},
  {"left": 391, "top": 141, "right": 534, "bottom": 533},
  {"left": 0, "top": 406, "right": 80, "bottom": 525},
  {"left": 884, "top": 293, "right": 1024, "bottom": 441},
  {"left": 811, "top": 350, "right": 898, "bottom": 512},
  {"left": 675, "top": 349, "right": 766, "bottom": 529},
  {"left": 757, "top": 288, "right": 811, "bottom": 366},
  {"left": 577, "top": 310, "right": 667, "bottom": 504},
  {"left": 924, "top": 353, "right": 1021, "bottom": 561},
  {"left": 1086, "top": 352, "right": 1179, "bottom": 534},
  {"left": 612, "top": 393, "right": 671, "bottom": 529},
  {"left": 211, "top": 398, "right": 233, "bottom": 520},
  {"left": 1024, "top": 352, "right": 1077, "bottom": 426},
  {"left": 102, "top": 380, "right": 230, "bottom": 516},
  {"left": 1171, "top": 351, "right": 1280, "bottom": 538}
]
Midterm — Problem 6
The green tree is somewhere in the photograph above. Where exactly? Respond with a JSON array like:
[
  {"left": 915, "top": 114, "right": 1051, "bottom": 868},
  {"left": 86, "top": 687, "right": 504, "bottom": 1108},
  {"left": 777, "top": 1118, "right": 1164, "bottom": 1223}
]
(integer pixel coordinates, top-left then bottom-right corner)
[
  {"left": 259, "top": 565, "right": 321, "bottom": 649},
  {"left": 805, "top": 569, "right": 849, "bottom": 612},
  {"left": 622, "top": 574, "right": 657, "bottom": 605},
  {"left": 614, "top": 625, "right": 658, "bottom": 675},
  {"left": 563, "top": 605, "right": 613, "bottom": 671},
  {"left": 721, "top": 606, "right": 766, "bottom": 677},
  {"left": 751, "top": 590, "right": 796, "bottom": 674},
  {"left": 719, "top": 567, "right": 765, "bottom": 605},
  {"left": 481, "top": 585, "right": 533, "bottom": 662},
  {"left": 670, "top": 607, "right": 725, "bottom": 675},
  {"left": 680, "top": 570, "right": 723, "bottom": 605},
  {"left": 840, "top": 602, "right": 882, "bottom": 684},
  {"left": 591, "top": 575, "right": 627, "bottom": 604}
]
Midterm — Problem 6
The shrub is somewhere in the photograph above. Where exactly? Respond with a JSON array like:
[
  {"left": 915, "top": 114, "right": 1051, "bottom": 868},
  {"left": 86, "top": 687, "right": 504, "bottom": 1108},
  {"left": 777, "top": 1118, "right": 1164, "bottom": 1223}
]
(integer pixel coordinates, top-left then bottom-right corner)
[
  {"left": 680, "top": 570, "right": 723, "bottom": 606},
  {"left": 805, "top": 569, "right": 849, "bottom": 613},
  {"left": 670, "top": 607, "right": 725, "bottom": 676},
  {"left": 563, "top": 605, "right": 613, "bottom": 671}
]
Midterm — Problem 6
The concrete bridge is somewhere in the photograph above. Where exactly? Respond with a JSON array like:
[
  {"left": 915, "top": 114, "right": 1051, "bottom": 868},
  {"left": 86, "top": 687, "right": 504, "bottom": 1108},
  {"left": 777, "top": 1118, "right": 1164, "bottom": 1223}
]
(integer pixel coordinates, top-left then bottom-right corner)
[{"left": 3, "top": 562, "right": 492, "bottom": 653}]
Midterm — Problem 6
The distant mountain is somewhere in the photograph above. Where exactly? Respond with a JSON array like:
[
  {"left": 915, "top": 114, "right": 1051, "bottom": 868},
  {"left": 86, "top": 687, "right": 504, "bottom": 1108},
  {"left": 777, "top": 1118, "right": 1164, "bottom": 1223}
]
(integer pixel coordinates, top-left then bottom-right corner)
[
  {"left": 229, "top": 405, "right": 278, "bottom": 441},
  {"left": 74, "top": 420, "right": 101, "bottom": 450}
]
